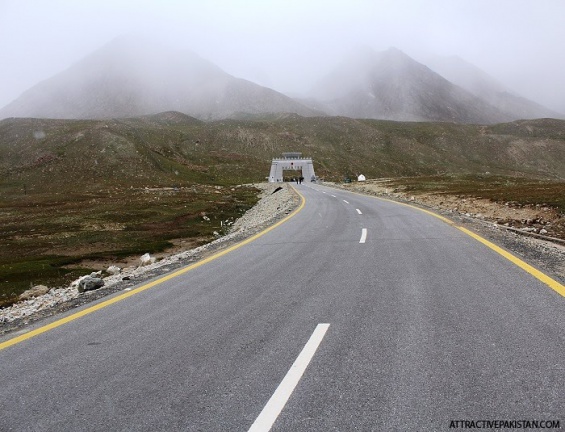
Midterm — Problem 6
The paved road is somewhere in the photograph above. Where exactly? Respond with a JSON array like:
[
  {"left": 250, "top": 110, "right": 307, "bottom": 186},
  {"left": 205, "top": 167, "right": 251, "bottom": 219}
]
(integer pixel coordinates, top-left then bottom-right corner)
[{"left": 1, "top": 184, "right": 564, "bottom": 431}]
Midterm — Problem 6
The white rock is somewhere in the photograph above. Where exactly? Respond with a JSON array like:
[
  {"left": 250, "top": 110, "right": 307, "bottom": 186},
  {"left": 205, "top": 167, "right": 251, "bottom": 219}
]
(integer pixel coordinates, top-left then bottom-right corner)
[
  {"left": 107, "top": 265, "right": 121, "bottom": 275},
  {"left": 140, "top": 253, "right": 153, "bottom": 266},
  {"left": 19, "top": 285, "right": 50, "bottom": 301}
]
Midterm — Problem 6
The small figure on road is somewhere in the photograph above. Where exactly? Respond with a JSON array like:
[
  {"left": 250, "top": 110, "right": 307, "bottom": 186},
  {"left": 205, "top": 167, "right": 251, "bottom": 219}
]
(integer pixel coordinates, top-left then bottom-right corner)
[{"left": 299, "top": 176, "right": 304, "bottom": 184}]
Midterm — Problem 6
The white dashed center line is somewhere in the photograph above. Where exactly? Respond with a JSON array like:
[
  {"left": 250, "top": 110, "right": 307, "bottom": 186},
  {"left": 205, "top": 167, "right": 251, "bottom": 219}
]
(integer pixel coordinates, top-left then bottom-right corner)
[
  {"left": 248, "top": 324, "right": 330, "bottom": 432},
  {"left": 356, "top": 209, "right": 362, "bottom": 215},
  {"left": 359, "top": 228, "right": 367, "bottom": 243},
  {"left": 343, "top": 200, "right": 349, "bottom": 204}
]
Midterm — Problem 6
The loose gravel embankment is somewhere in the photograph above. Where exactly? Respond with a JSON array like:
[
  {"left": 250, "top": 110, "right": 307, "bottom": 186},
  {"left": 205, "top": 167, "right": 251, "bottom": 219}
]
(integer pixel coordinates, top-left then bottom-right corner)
[{"left": 0, "top": 183, "right": 299, "bottom": 333}]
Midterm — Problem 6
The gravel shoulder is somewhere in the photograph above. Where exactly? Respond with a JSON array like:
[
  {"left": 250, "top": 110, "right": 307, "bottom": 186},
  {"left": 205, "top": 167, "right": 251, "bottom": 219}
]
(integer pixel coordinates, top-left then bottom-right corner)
[{"left": 0, "top": 183, "right": 299, "bottom": 335}]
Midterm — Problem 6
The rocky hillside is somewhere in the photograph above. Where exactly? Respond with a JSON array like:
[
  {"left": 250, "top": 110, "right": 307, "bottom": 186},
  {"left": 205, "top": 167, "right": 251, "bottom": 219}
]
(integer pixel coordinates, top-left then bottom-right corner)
[
  {"left": 1, "top": 113, "right": 565, "bottom": 195},
  {"left": 0, "top": 37, "right": 319, "bottom": 121}
]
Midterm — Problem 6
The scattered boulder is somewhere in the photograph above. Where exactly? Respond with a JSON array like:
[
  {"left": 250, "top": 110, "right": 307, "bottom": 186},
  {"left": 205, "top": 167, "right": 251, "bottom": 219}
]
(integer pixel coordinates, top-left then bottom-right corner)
[
  {"left": 107, "top": 265, "right": 121, "bottom": 275},
  {"left": 139, "top": 253, "right": 155, "bottom": 266},
  {"left": 77, "top": 277, "right": 105, "bottom": 293},
  {"left": 19, "top": 285, "right": 50, "bottom": 301}
]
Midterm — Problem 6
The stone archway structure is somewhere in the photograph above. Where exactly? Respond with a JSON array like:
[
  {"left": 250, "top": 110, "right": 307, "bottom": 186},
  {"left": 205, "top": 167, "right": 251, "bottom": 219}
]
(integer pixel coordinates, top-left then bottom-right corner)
[{"left": 268, "top": 152, "right": 316, "bottom": 182}]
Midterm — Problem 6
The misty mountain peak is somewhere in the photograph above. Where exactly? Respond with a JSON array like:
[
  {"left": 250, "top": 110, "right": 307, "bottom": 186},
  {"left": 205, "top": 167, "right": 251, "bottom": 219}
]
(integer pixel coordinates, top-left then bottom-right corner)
[
  {"left": 422, "top": 53, "right": 562, "bottom": 119},
  {"left": 381, "top": 46, "right": 410, "bottom": 59},
  {"left": 0, "top": 39, "right": 318, "bottom": 120},
  {"left": 310, "top": 47, "right": 513, "bottom": 123},
  {"left": 78, "top": 35, "right": 226, "bottom": 84},
  {"left": 312, "top": 46, "right": 433, "bottom": 100},
  {"left": 0, "top": 38, "right": 560, "bottom": 124}
]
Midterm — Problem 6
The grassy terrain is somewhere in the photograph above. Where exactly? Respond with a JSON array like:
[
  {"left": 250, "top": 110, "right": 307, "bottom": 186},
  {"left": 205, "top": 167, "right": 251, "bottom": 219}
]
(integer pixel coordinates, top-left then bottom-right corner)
[
  {"left": 0, "top": 184, "right": 258, "bottom": 308},
  {"left": 3, "top": 114, "right": 565, "bottom": 191},
  {"left": 383, "top": 175, "right": 565, "bottom": 212}
]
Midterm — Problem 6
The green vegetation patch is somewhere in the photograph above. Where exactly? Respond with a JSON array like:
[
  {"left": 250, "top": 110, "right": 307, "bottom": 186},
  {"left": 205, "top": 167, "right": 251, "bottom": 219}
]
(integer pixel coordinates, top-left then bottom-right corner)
[
  {"left": 0, "top": 184, "right": 259, "bottom": 308},
  {"left": 0, "top": 256, "right": 93, "bottom": 308}
]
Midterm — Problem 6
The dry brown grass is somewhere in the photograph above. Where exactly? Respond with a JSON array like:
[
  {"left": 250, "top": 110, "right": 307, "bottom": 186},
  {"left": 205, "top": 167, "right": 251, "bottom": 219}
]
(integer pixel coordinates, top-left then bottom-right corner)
[
  {"left": 0, "top": 184, "right": 259, "bottom": 308},
  {"left": 346, "top": 175, "right": 565, "bottom": 239}
]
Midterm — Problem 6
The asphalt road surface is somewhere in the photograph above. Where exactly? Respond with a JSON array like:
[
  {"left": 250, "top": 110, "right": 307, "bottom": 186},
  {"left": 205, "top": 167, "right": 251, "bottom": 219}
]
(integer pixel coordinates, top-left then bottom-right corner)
[{"left": 1, "top": 184, "right": 564, "bottom": 431}]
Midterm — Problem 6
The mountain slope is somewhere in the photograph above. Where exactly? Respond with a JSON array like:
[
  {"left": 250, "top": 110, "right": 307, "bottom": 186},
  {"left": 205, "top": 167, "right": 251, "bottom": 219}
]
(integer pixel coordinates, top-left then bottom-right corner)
[
  {"left": 2, "top": 113, "right": 565, "bottom": 193},
  {"left": 0, "top": 37, "right": 319, "bottom": 121},
  {"left": 422, "top": 54, "right": 563, "bottom": 120},
  {"left": 309, "top": 47, "right": 516, "bottom": 124}
]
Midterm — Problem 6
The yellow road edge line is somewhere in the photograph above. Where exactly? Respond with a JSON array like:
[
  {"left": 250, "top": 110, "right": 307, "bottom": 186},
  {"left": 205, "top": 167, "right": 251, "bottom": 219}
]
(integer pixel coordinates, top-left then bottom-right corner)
[
  {"left": 457, "top": 226, "right": 565, "bottom": 297},
  {"left": 339, "top": 186, "right": 565, "bottom": 298},
  {"left": 0, "top": 187, "right": 306, "bottom": 351}
]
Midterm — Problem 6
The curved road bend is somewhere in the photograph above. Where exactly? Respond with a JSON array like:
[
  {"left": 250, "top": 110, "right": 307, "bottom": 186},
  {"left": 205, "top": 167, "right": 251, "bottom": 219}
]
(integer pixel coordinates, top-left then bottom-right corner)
[{"left": 1, "top": 183, "right": 564, "bottom": 431}]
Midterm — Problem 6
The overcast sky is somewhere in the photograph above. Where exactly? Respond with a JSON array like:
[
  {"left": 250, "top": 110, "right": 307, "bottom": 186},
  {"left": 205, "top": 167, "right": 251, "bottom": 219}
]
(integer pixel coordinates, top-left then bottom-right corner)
[{"left": 1, "top": 0, "right": 564, "bottom": 112}]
